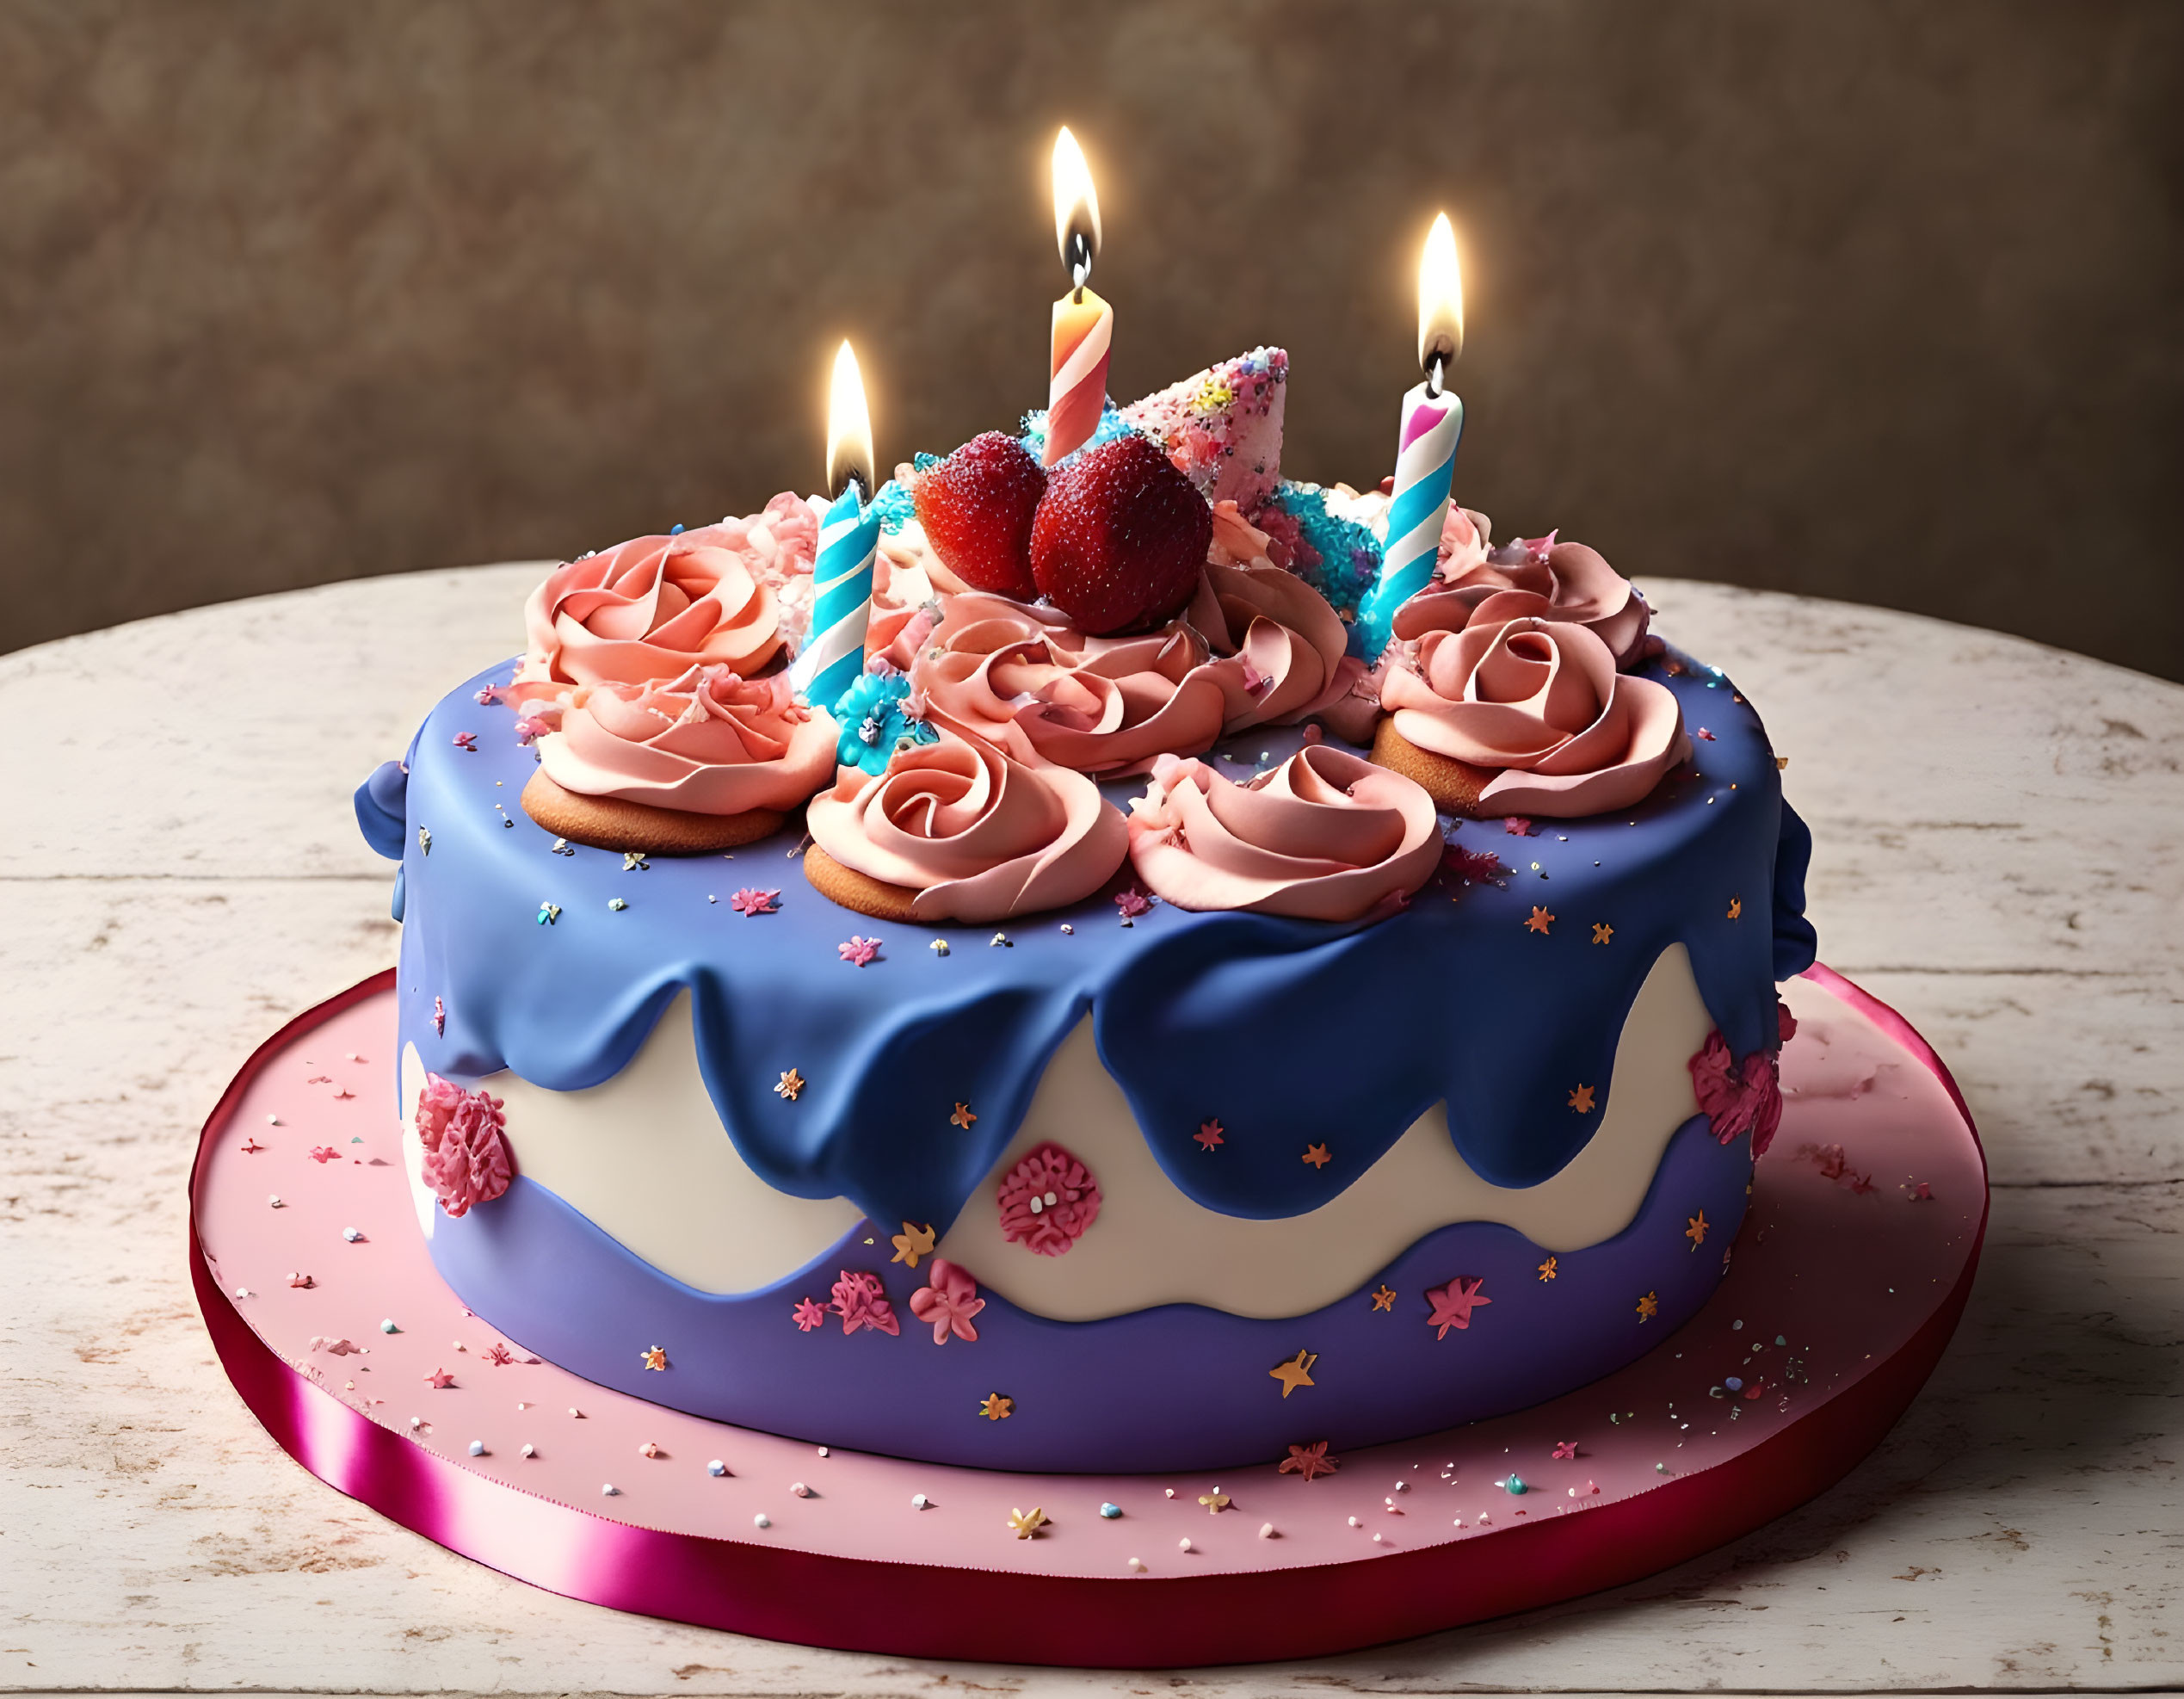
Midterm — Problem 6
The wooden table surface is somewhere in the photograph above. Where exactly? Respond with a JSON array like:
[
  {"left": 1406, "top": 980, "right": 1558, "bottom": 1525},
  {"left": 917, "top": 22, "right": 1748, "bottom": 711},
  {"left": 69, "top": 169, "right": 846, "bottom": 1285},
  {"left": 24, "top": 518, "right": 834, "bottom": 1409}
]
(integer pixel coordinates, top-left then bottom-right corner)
[{"left": 5, "top": 570, "right": 2180, "bottom": 1696}]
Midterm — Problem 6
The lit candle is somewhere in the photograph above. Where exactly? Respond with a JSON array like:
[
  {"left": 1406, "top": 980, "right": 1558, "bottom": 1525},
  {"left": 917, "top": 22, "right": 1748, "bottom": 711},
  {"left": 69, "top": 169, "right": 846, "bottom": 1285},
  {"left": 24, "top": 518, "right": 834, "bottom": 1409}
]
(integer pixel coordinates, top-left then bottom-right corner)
[
  {"left": 1355, "top": 213, "right": 1465, "bottom": 660},
  {"left": 1043, "top": 127, "right": 1113, "bottom": 466},
  {"left": 789, "top": 340, "right": 883, "bottom": 715}
]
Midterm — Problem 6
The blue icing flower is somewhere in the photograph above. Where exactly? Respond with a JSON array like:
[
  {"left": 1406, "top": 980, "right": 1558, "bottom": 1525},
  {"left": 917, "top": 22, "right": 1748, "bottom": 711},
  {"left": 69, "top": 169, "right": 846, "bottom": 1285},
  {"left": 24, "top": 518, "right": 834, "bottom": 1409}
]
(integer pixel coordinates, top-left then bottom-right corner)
[
  {"left": 867, "top": 474, "right": 920, "bottom": 535},
  {"left": 830, "top": 670, "right": 940, "bottom": 775},
  {"left": 1270, "top": 480, "right": 1384, "bottom": 630}
]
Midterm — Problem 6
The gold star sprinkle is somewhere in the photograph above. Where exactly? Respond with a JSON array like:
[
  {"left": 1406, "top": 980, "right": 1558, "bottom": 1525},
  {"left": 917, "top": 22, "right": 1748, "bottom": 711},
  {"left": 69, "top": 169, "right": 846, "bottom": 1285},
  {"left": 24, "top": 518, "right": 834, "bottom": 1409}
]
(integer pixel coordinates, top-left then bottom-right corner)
[
  {"left": 640, "top": 1345, "right": 668, "bottom": 1371},
  {"left": 1538, "top": 1256, "right": 1558, "bottom": 1282},
  {"left": 1301, "top": 1142, "right": 1331, "bottom": 1169},
  {"left": 1591, "top": 922, "right": 1613, "bottom": 945},
  {"left": 1008, "top": 1505, "right": 1047, "bottom": 1540},
  {"left": 979, "top": 1392, "right": 1014, "bottom": 1421},
  {"left": 950, "top": 1102, "right": 978, "bottom": 1129},
  {"left": 1525, "top": 905, "right": 1555, "bottom": 935},
  {"left": 1726, "top": 896, "right": 1743, "bottom": 920},
  {"left": 774, "top": 1068, "right": 805, "bottom": 1101},
  {"left": 1635, "top": 1291, "right": 1659, "bottom": 1322},
  {"left": 1686, "top": 1209, "right": 1708, "bottom": 1248},
  {"left": 1568, "top": 1084, "right": 1595, "bottom": 1115},
  {"left": 1199, "top": 1491, "right": 1232, "bottom": 1515},
  {"left": 1269, "top": 1349, "right": 1317, "bottom": 1398},
  {"left": 1370, "top": 1285, "right": 1397, "bottom": 1313},
  {"left": 891, "top": 1221, "right": 936, "bottom": 1268}
]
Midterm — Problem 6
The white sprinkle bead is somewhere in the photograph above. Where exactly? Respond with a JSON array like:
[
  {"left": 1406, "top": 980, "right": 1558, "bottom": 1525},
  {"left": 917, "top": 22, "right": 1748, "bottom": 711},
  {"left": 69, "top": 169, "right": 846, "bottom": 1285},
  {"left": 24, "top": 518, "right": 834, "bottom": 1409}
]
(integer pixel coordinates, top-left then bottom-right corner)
[
  {"left": 1393, "top": 1480, "right": 1410, "bottom": 1492},
  {"left": 817, "top": 1445, "right": 829, "bottom": 1457},
  {"left": 408, "top": 1417, "right": 423, "bottom": 1430},
  {"left": 791, "top": 1481, "right": 811, "bottom": 1498},
  {"left": 1348, "top": 1516, "right": 1361, "bottom": 1528},
  {"left": 1373, "top": 1531, "right": 1385, "bottom": 1543},
  {"left": 929, "top": 938, "right": 949, "bottom": 955},
  {"left": 267, "top": 1114, "right": 281, "bottom": 1125},
  {"left": 1178, "top": 1536, "right": 1193, "bottom": 1552},
  {"left": 342, "top": 1227, "right": 362, "bottom": 1242},
  {"left": 521, "top": 1444, "right": 536, "bottom": 1459},
  {"left": 1127, "top": 1557, "right": 1146, "bottom": 1572},
  {"left": 380, "top": 1319, "right": 399, "bottom": 1334},
  {"left": 568, "top": 1407, "right": 583, "bottom": 1418},
  {"left": 267, "top": 1195, "right": 282, "bottom": 1208},
  {"left": 753, "top": 1513, "right": 771, "bottom": 1529},
  {"left": 231, "top": 1285, "right": 250, "bottom": 1298},
  {"left": 911, "top": 1492, "right": 929, "bottom": 1510},
  {"left": 707, "top": 1460, "right": 727, "bottom": 1477},
  {"left": 467, "top": 1441, "right": 485, "bottom": 1457},
  {"left": 1258, "top": 1522, "right": 1275, "bottom": 1540}
]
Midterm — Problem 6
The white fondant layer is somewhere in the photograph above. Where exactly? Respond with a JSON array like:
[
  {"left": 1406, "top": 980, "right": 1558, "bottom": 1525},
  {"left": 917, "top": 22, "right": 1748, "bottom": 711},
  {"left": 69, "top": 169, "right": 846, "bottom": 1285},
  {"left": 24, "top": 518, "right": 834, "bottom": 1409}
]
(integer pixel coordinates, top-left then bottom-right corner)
[{"left": 400, "top": 947, "right": 1712, "bottom": 1319}]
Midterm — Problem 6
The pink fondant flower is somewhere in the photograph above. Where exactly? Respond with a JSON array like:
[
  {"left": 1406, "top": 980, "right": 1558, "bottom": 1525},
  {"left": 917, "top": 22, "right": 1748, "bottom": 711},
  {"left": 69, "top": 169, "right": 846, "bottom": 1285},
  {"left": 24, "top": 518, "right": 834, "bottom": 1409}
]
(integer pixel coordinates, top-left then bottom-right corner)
[
  {"left": 308, "top": 1145, "right": 339, "bottom": 1163},
  {"left": 838, "top": 936, "right": 881, "bottom": 967},
  {"left": 791, "top": 1297, "right": 827, "bottom": 1332},
  {"left": 730, "top": 887, "right": 780, "bottom": 917},
  {"left": 452, "top": 732, "right": 478, "bottom": 751},
  {"left": 1114, "top": 887, "right": 1151, "bottom": 919},
  {"left": 512, "top": 714, "right": 552, "bottom": 746},
  {"left": 413, "top": 1074, "right": 513, "bottom": 1218},
  {"left": 1425, "top": 1275, "right": 1491, "bottom": 1338},
  {"left": 1689, "top": 1029, "right": 1786, "bottom": 1157},
  {"left": 828, "top": 1270, "right": 900, "bottom": 1337},
  {"left": 996, "top": 1142, "right": 1101, "bottom": 1257},
  {"left": 908, "top": 1258, "right": 985, "bottom": 1345}
]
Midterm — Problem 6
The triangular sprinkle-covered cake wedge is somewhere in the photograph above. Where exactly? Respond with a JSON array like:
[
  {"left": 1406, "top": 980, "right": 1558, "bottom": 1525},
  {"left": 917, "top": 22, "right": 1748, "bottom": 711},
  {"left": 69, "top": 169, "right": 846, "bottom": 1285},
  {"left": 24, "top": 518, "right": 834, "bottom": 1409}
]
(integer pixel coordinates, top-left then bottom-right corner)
[{"left": 1122, "top": 345, "right": 1287, "bottom": 513}]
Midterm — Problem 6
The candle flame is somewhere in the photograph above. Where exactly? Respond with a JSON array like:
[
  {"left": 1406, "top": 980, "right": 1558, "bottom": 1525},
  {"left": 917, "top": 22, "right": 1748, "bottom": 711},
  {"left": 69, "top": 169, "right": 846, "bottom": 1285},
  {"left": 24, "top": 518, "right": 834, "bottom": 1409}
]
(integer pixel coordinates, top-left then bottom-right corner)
[
  {"left": 825, "top": 339, "right": 876, "bottom": 501},
  {"left": 1052, "top": 126, "right": 1102, "bottom": 281},
  {"left": 1417, "top": 213, "right": 1465, "bottom": 379}
]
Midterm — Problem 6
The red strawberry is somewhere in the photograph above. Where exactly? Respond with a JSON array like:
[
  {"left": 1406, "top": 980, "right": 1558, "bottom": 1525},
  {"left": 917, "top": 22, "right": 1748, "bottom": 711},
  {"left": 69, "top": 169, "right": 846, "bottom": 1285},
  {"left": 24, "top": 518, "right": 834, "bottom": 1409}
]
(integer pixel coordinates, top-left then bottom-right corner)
[
  {"left": 1030, "top": 434, "right": 1212, "bottom": 635},
  {"left": 912, "top": 432, "right": 1046, "bottom": 598}
]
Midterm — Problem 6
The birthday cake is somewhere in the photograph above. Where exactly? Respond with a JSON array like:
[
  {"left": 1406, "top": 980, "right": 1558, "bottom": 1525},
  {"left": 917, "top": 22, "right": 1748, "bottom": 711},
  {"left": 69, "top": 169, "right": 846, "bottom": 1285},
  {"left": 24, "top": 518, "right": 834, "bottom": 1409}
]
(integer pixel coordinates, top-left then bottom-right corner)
[{"left": 355, "top": 344, "right": 1814, "bottom": 1477}]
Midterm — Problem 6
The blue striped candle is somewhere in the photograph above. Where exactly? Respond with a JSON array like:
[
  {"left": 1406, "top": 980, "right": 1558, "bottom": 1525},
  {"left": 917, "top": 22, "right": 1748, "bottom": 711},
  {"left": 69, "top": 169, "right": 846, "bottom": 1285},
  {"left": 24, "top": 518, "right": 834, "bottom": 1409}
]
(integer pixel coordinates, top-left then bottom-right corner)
[
  {"left": 1354, "top": 382, "right": 1463, "bottom": 660},
  {"left": 789, "top": 485, "right": 881, "bottom": 715}
]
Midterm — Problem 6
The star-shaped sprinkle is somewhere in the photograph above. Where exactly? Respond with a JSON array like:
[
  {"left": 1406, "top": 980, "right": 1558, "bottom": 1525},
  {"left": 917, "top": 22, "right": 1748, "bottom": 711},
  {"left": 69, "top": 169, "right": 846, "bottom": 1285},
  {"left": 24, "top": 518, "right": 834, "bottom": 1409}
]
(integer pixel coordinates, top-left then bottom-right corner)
[
  {"left": 1269, "top": 1350, "right": 1317, "bottom": 1398},
  {"left": 949, "top": 1101, "right": 977, "bottom": 1129},
  {"left": 1114, "top": 887, "right": 1151, "bottom": 919},
  {"left": 1552, "top": 1440, "right": 1580, "bottom": 1460},
  {"left": 1279, "top": 1440, "right": 1339, "bottom": 1481},
  {"left": 1370, "top": 1285, "right": 1397, "bottom": 1313},
  {"left": 1425, "top": 1276, "right": 1491, "bottom": 1338},
  {"left": 1525, "top": 905, "right": 1554, "bottom": 935},
  {"left": 513, "top": 714, "right": 550, "bottom": 745},
  {"left": 1008, "top": 1505, "right": 1046, "bottom": 1539},
  {"left": 791, "top": 1298, "right": 826, "bottom": 1331},
  {"left": 891, "top": 1221, "right": 936, "bottom": 1268},
  {"left": 1848, "top": 1171, "right": 1877, "bottom": 1195},
  {"left": 536, "top": 902, "right": 560, "bottom": 925},
  {"left": 839, "top": 936, "right": 881, "bottom": 967},
  {"left": 1695, "top": 726, "right": 1717, "bottom": 741},
  {"left": 1568, "top": 1084, "right": 1595, "bottom": 1114},
  {"left": 621, "top": 851, "right": 651, "bottom": 872},
  {"left": 640, "top": 1345, "right": 669, "bottom": 1371},
  {"left": 309, "top": 1145, "right": 338, "bottom": 1163},
  {"left": 240, "top": 1137, "right": 264, "bottom": 1153},
  {"left": 1199, "top": 1491, "right": 1232, "bottom": 1515},
  {"left": 1726, "top": 896, "right": 1743, "bottom": 920},
  {"left": 1635, "top": 1290, "right": 1659, "bottom": 1322},
  {"left": 1301, "top": 1143, "right": 1331, "bottom": 1169},
  {"left": 1503, "top": 816, "right": 1536, "bottom": 837},
  {"left": 1592, "top": 922, "right": 1613, "bottom": 945},
  {"left": 287, "top": 1272, "right": 314, "bottom": 1288},
  {"left": 1195, "top": 1118, "right": 1225, "bottom": 1151},
  {"left": 453, "top": 732, "right": 478, "bottom": 751},
  {"left": 425, "top": 1368, "right": 455, "bottom": 1388},
  {"left": 1686, "top": 1209, "right": 1709, "bottom": 1247},
  {"left": 484, "top": 1343, "right": 515, "bottom": 1366},
  {"left": 979, "top": 1393, "right": 1014, "bottom": 1421},
  {"left": 774, "top": 1068, "right": 805, "bottom": 1102},
  {"left": 1538, "top": 1256, "right": 1558, "bottom": 1281},
  {"left": 475, "top": 684, "right": 503, "bottom": 705},
  {"left": 1911, "top": 1181, "right": 1935, "bottom": 1201},
  {"left": 729, "top": 887, "right": 779, "bottom": 916}
]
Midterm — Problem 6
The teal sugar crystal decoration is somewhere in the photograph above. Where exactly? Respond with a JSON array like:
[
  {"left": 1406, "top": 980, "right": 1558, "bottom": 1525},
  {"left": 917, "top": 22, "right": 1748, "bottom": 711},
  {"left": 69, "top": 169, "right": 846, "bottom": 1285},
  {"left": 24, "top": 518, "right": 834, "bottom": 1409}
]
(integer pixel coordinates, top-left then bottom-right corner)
[
  {"left": 830, "top": 670, "right": 940, "bottom": 776},
  {"left": 1269, "top": 480, "right": 1385, "bottom": 645}
]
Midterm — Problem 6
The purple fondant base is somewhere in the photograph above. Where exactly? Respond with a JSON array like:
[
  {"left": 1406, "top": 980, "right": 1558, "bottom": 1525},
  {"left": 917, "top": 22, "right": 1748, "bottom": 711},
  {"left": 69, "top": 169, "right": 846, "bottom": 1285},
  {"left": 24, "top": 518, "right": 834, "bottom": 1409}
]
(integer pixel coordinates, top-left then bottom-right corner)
[{"left": 427, "top": 1110, "right": 1751, "bottom": 1473}]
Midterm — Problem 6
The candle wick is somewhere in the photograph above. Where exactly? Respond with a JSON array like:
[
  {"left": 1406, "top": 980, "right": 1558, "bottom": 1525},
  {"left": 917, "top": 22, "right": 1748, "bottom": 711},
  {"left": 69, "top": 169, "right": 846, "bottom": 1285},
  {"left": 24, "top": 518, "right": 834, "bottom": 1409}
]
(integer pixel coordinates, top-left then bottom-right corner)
[{"left": 1425, "top": 354, "right": 1446, "bottom": 399}]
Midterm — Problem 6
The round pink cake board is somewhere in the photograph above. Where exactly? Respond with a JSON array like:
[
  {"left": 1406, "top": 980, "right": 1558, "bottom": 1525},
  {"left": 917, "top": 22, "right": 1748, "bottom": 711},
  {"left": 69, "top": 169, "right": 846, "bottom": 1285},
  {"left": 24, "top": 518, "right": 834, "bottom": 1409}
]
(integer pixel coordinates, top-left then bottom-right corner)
[{"left": 189, "top": 965, "right": 1985, "bottom": 1666}]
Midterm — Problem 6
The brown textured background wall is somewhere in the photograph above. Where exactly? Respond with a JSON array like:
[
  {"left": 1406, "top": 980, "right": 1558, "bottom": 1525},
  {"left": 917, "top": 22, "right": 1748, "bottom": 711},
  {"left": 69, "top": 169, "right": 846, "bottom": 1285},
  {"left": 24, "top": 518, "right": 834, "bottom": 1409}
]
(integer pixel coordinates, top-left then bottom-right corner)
[{"left": 2, "top": 0, "right": 2179, "bottom": 678}]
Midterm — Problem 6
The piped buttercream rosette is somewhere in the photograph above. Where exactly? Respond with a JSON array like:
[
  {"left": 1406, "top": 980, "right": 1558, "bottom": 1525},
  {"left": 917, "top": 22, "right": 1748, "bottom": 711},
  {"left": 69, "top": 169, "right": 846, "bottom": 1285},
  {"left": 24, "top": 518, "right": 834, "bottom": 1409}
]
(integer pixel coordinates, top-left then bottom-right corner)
[
  {"left": 1125, "top": 744, "right": 1441, "bottom": 923},
  {"left": 804, "top": 729, "right": 1128, "bottom": 924},
  {"left": 1376, "top": 615, "right": 1691, "bottom": 819},
  {"left": 512, "top": 525, "right": 787, "bottom": 711},
  {"left": 1393, "top": 538, "right": 1652, "bottom": 670},
  {"left": 522, "top": 664, "right": 836, "bottom": 853}
]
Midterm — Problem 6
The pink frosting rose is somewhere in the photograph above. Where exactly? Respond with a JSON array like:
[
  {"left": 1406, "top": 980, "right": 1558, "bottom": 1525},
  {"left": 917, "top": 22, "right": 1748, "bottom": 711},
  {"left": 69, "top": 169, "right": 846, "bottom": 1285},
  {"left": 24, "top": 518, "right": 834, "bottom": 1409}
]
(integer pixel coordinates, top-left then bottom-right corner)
[
  {"left": 540, "top": 664, "right": 836, "bottom": 815},
  {"left": 1126, "top": 743, "right": 1441, "bottom": 922},
  {"left": 908, "top": 1258, "right": 985, "bottom": 1344},
  {"left": 413, "top": 1075, "right": 512, "bottom": 1219},
  {"left": 517, "top": 523, "right": 787, "bottom": 694},
  {"left": 1185, "top": 559, "right": 1377, "bottom": 741},
  {"left": 1394, "top": 538, "right": 1651, "bottom": 668},
  {"left": 805, "top": 729, "right": 1128, "bottom": 922},
  {"left": 1381, "top": 615, "right": 1691, "bottom": 819}
]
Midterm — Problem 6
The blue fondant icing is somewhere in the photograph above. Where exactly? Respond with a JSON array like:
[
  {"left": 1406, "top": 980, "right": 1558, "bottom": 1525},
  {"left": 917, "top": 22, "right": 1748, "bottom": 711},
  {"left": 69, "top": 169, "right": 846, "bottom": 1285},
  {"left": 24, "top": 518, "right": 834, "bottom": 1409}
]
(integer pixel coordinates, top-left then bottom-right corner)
[
  {"left": 370, "top": 645, "right": 1807, "bottom": 1230},
  {"left": 425, "top": 1110, "right": 1751, "bottom": 1472},
  {"left": 355, "top": 759, "right": 408, "bottom": 862}
]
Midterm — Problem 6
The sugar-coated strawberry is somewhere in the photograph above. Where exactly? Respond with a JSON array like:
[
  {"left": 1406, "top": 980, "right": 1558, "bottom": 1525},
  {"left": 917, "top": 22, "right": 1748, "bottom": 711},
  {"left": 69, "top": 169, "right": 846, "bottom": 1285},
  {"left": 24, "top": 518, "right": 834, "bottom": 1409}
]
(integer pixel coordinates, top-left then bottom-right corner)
[
  {"left": 912, "top": 432, "right": 1046, "bottom": 599},
  {"left": 1030, "top": 434, "right": 1213, "bottom": 635}
]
